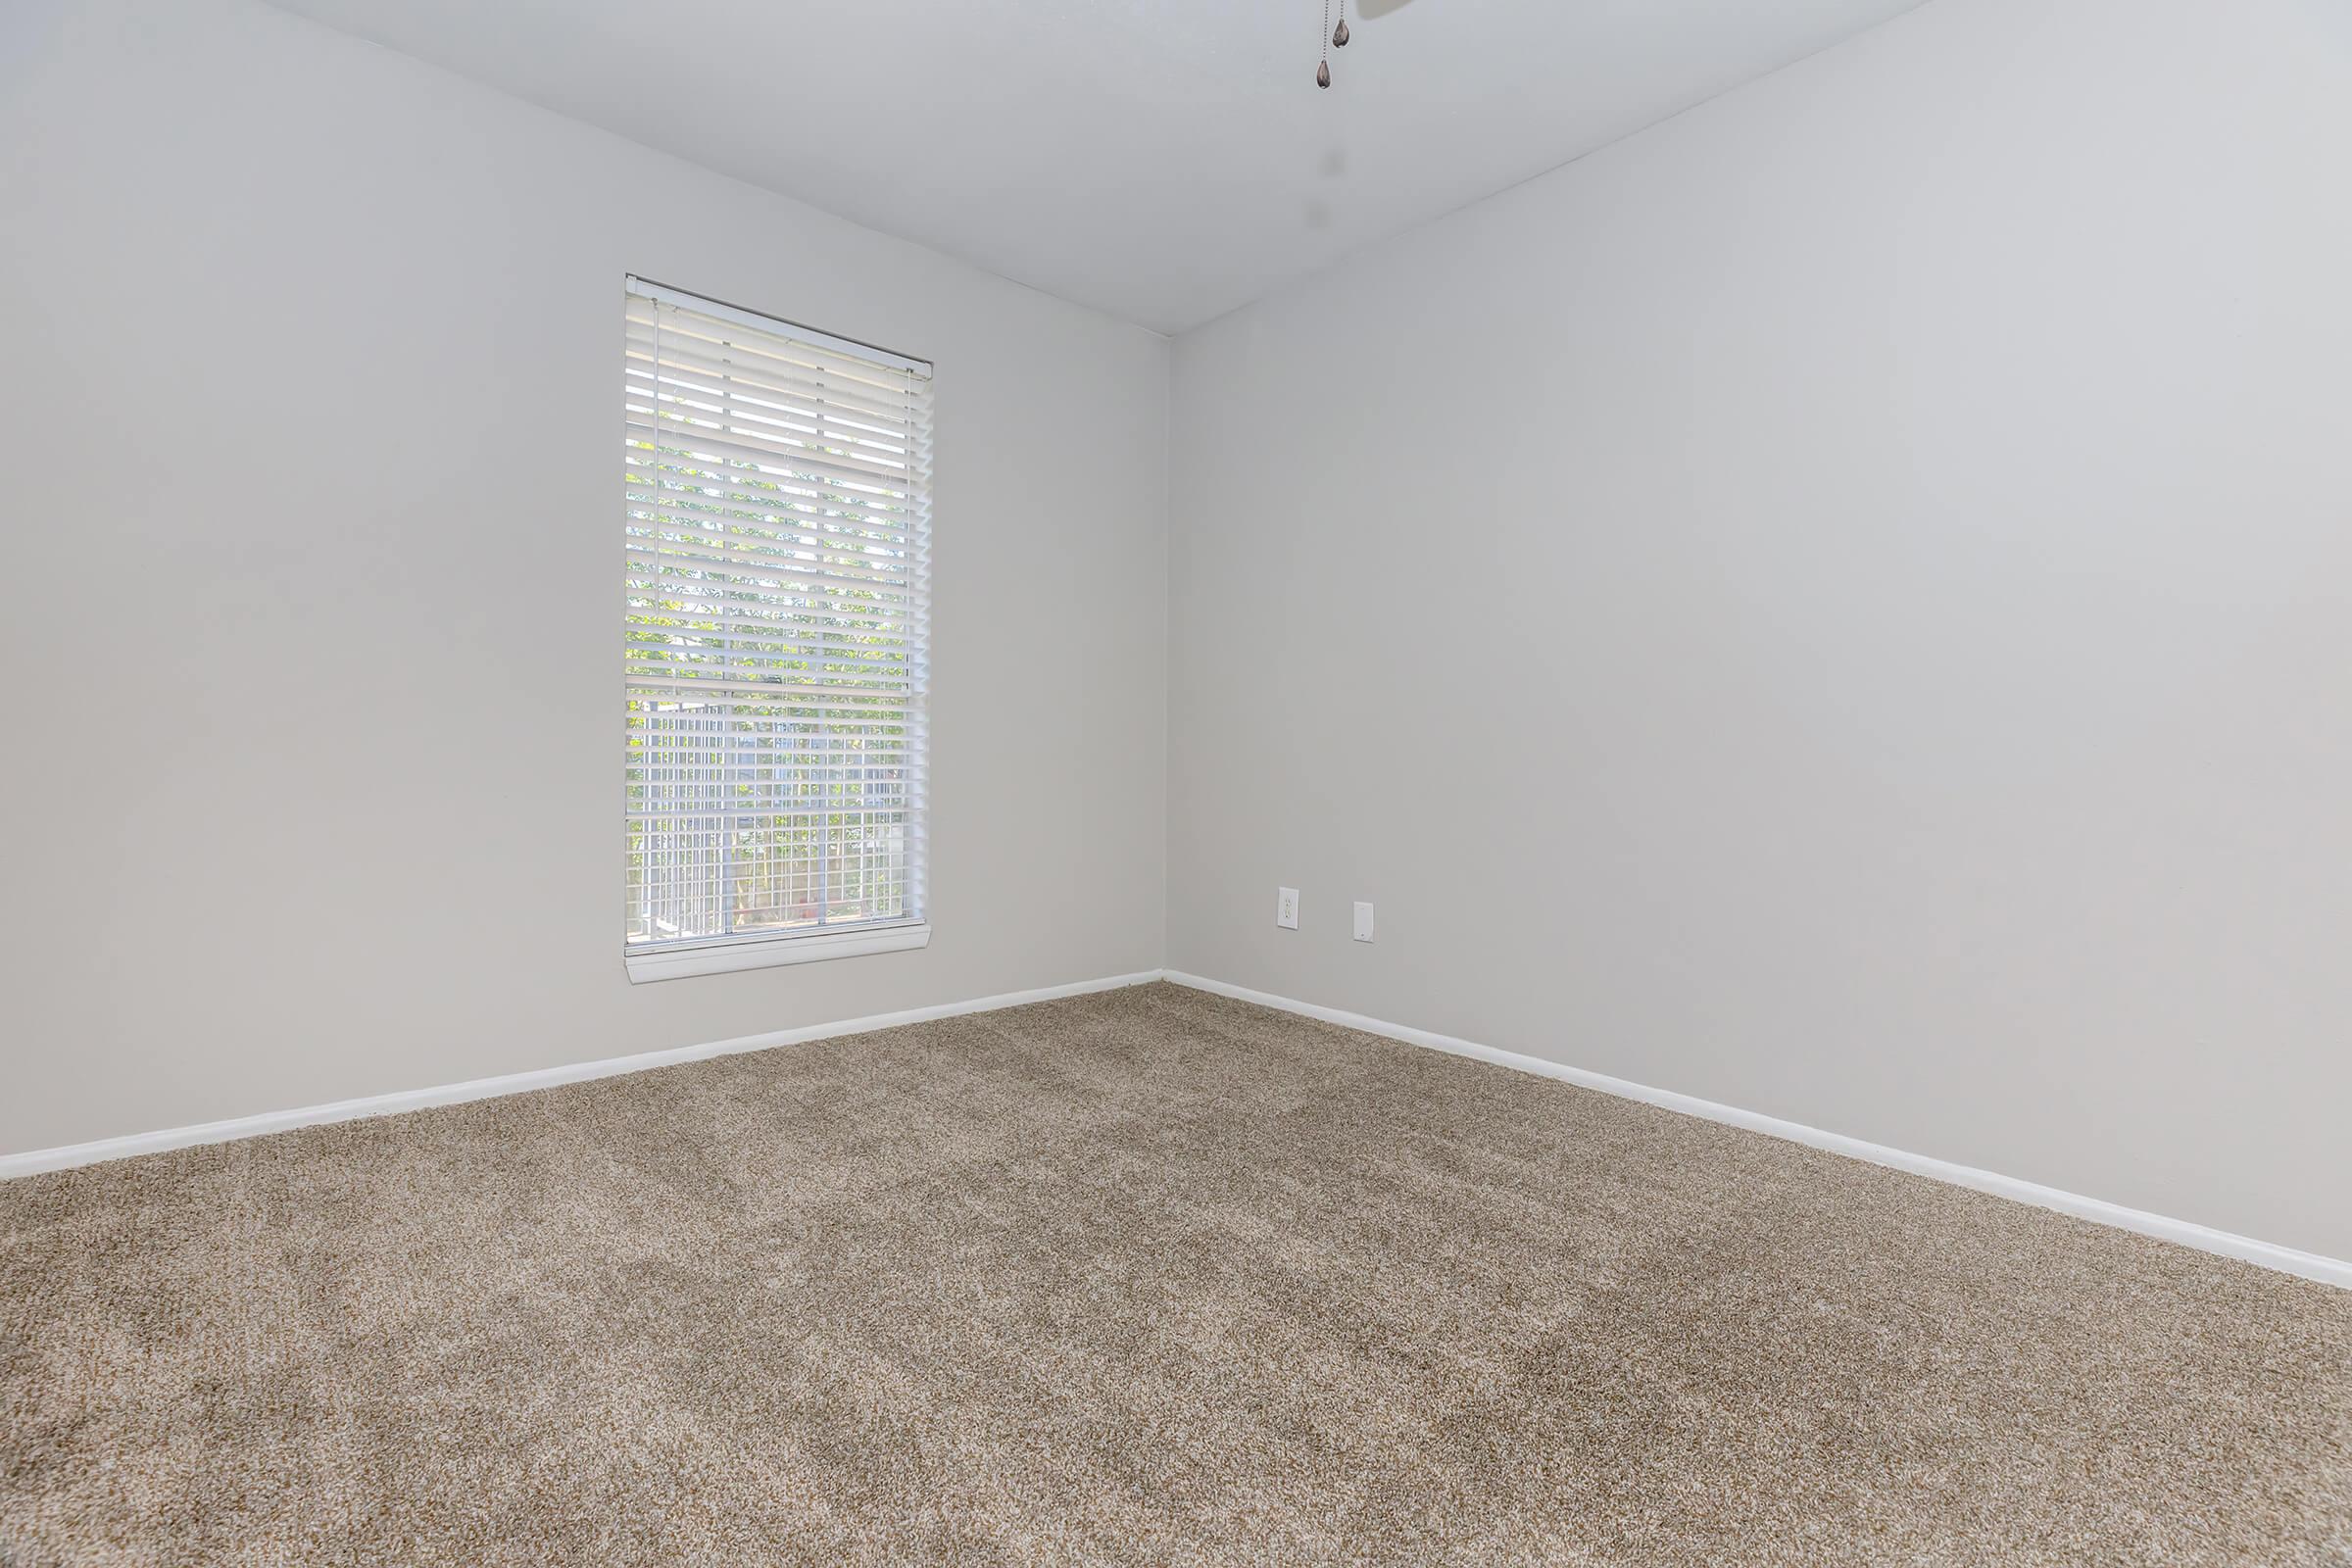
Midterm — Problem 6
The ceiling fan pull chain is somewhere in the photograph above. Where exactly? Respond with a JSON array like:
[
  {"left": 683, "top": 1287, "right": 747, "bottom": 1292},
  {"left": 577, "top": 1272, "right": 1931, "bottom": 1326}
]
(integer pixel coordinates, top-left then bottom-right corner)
[{"left": 1318, "top": 0, "right": 1332, "bottom": 86}]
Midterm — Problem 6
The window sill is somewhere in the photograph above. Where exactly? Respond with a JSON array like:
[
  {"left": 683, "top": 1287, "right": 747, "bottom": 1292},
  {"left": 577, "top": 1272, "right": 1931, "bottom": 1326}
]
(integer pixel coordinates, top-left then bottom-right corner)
[{"left": 623, "top": 922, "right": 931, "bottom": 984}]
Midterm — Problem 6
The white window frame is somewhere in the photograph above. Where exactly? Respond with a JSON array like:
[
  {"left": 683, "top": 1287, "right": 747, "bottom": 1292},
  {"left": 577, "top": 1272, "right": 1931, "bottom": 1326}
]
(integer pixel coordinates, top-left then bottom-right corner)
[{"left": 622, "top": 277, "right": 933, "bottom": 983}]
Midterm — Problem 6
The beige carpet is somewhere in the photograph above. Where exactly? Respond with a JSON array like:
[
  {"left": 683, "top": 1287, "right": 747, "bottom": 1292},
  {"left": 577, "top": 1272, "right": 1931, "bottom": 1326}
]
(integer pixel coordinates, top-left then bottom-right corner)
[{"left": 3, "top": 983, "right": 2346, "bottom": 1566}]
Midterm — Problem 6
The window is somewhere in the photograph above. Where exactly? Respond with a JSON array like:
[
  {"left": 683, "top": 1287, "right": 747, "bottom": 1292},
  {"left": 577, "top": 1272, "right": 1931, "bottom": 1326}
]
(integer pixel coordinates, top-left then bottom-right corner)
[{"left": 623, "top": 278, "right": 932, "bottom": 982}]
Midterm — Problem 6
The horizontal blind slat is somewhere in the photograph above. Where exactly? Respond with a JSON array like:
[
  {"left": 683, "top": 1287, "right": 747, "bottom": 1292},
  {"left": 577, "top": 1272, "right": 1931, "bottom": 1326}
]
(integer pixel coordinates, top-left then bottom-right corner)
[
  {"left": 620, "top": 511, "right": 911, "bottom": 558},
  {"left": 625, "top": 417, "right": 917, "bottom": 490},
  {"left": 623, "top": 485, "right": 916, "bottom": 538},
  {"left": 624, "top": 462, "right": 918, "bottom": 513},
  {"left": 627, "top": 314, "right": 920, "bottom": 399},
  {"left": 627, "top": 599, "right": 915, "bottom": 635},
  {"left": 624, "top": 361, "right": 918, "bottom": 442},
  {"left": 623, "top": 539, "right": 912, "bottom": 590}
]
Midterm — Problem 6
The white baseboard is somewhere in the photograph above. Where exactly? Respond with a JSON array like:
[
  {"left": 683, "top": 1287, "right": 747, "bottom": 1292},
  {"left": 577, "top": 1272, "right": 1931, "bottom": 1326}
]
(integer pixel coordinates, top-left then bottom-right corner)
[
  {"left": 1163, "top": 971, "right": 2352, "bottom": 1292},
  {"left": 0, "top": 969, "right": 1168, "bottom": 1182},
  {"left": 13, "top": 965, "right": 2343, "bottom": 1292}
]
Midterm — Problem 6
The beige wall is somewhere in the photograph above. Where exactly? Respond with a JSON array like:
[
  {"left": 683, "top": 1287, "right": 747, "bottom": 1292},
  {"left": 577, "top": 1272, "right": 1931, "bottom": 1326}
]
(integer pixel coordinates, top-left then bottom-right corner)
[
  {"left": 1166, "top": 0, "right": 2352, "bottom": 1259},
  {"left": 0, "top": 0, "right": 1168, "bottom": 1153}
]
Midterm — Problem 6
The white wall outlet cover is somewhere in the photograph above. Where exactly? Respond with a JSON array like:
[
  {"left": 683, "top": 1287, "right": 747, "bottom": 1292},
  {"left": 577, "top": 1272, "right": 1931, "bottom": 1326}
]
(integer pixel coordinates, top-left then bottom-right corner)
[
  {"left": 1277, "top": 887, "right": 1299, "bottom": 930},
  {"left": 1352, "top": 902, "right": 1375, "bottom": 942}
]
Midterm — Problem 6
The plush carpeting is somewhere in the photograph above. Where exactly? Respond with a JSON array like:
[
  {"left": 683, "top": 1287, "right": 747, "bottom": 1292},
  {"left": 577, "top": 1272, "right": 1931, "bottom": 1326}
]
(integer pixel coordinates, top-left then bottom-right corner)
[{"left": 2, "top": 983, "right": 2346, "bottom": 1566}]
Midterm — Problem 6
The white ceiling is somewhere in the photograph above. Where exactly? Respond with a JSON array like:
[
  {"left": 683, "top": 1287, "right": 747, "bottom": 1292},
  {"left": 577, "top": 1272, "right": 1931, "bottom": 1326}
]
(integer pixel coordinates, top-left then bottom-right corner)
[{"left": 267, "top": 0, "right": 1928, "bottom": 334}]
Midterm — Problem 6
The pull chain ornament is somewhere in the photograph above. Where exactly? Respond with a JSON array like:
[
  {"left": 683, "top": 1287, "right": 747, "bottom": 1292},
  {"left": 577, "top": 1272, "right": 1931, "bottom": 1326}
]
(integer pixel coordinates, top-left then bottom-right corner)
[{"left": 1314, "top": 1, "right": 1348, "bottom": 87}]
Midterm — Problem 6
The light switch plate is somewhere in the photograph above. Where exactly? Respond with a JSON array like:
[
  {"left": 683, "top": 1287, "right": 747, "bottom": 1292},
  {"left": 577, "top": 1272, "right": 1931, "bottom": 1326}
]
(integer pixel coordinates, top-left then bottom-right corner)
[
  {"left": 1276, "top": 887, "right": 1299, "bottom": 930},
  {"left": 1352, "top": 902, "right": 1375, "bottom": 942}
]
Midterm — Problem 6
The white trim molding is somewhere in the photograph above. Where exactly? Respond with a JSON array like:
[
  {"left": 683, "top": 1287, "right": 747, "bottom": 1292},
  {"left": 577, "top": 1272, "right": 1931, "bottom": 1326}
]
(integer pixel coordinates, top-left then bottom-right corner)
[
  {"left": 1162, "top": 971, "right": 2352, "bottom": 1292},
  {"left": 10, "top": 964, "right": 2342, "bottom": 1292},
  {"left": 0, "top": 969, "right": 1162, "bottom": 1182},
  {"left": 623, "top": 921, "right": 931, "bottom": 983}
]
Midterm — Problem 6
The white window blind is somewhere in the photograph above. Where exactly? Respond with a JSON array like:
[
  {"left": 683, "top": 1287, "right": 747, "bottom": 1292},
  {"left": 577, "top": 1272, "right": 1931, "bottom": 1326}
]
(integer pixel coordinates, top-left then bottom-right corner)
[{"left": 624, "top": 279, "right": 932, "bottom": 972}]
